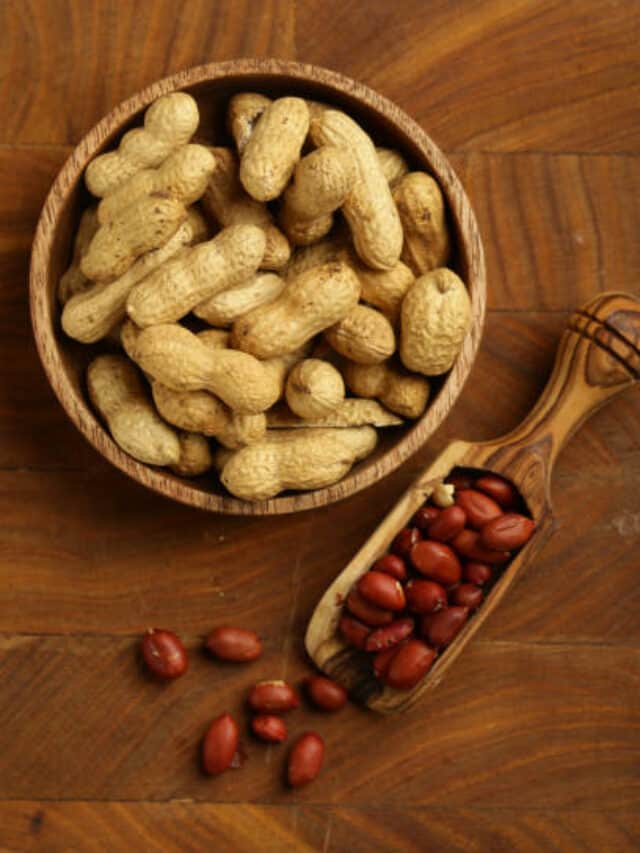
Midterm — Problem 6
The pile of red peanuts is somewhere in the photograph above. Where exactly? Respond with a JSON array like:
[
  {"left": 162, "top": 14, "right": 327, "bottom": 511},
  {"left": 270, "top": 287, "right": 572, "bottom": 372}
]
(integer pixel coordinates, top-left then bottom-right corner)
[
  {"left": 339, "top": 471, "right": 536, "bottom": 690},
  {"left": 140, "top": 624, "right": 347, "bottom": 787}
]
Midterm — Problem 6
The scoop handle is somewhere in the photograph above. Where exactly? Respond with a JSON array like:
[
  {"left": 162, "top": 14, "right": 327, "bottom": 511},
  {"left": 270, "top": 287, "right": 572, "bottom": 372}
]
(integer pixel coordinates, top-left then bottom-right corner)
[{"left": 486, "top": 292, "right": 640, "bottom": 479}]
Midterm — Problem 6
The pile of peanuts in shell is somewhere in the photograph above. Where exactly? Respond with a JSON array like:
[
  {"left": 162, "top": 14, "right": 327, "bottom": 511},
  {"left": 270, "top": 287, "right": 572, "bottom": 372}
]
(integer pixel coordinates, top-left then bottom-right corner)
[
  {"left": 59, "top": 90, "right": 472, "bottom": 501},
  {"left": 339, "top": 471, "right": 535, "bottom": 690},
  {"left": 142, "top": 623, "right": 347, "bottom": 786}
]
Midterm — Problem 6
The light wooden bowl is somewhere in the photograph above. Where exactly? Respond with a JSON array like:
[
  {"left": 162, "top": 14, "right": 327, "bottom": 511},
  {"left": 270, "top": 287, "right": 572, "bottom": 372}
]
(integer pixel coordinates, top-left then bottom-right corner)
[{"left": 30, "top": 58, "right": 486, "bottom": 516}]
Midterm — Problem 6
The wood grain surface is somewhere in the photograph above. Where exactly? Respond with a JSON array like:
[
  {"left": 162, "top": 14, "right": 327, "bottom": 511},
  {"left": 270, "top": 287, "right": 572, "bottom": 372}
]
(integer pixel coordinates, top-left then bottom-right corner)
[{"left": 1, "top": 1, "right": 639, "bottom": 851}]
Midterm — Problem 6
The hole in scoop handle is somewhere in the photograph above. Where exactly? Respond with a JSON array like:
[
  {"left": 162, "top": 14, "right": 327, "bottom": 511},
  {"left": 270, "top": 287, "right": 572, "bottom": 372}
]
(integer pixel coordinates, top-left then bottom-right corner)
[{"left": 492, "top": 291, "right": 640, "bottom": 475}]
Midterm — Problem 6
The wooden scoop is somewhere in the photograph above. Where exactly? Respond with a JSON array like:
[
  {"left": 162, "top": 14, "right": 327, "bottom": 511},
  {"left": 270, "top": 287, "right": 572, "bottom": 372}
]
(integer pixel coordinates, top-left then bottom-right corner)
[{"left": 305, "top": 291, "right": 640, "bottom": 713}]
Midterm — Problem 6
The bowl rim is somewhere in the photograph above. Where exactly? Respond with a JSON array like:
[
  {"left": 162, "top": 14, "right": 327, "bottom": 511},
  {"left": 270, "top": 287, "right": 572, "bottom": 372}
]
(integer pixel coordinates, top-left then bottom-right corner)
[{"left": 29, "top": 57, "right": 486, "bottom": 516}]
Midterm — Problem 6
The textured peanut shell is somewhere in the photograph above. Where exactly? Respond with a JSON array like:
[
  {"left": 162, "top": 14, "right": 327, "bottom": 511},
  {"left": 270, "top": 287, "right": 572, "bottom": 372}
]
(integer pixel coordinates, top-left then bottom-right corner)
[
  {"left": 149, "top": 330, "right": 266, "bottom": 448},
  {"left": 227, "top": 93, "right": 272, "bottom": 154},
  {"left": 194, "top": 272, "right": 285, "bottom": 326},
  {"left": 325, "top": 304, "right": 396, "bottom": 365},
  {"left": 126, "top": 224, "right": 266, "bottom": 327},
  {"left": 202, "top": 147, "right": 290, "bottom": 270},
  {"left": 392, "top": 172, "right": 451, "bottom": 274},
  {"left": 285, "top": 359, "right": 345, "bottom": 419},
  {"left": 97, "top": 144, "right": 215, "bottom": 223},
  {"left": 62, "top": 209, "right": 207, "bottom": 343},
  {"left": 400, "top": 268, "right": 471, "bottom": 375},
  {"left": 284, "top": 233, "right": 349, "bottom": 280},
  {"left": 85, "top": 92, "right": 199, "bottom": 197},
  {"left": 120, "top": 319, "right": 141, "bottom": 360},
  {"left": 232, "top": 261, "right": 360, "bottom": 359},
  {"left": 81, "top": 193, "right": 186, "bottom": 281},
  {"left": 87, "top": 354, "right": 180, "bottom": 465},
  {"left": 267, "top": 398, "right": 402, "bottom": 428},
  {"left": 134, "top": 324, "right": 280, "bottom": 414},
  {"left": 58, "top": 207, "right": 99, "bottom": 304},
  {"left": 240, "top": 97, "right": 310, "bottom": 202},
  {"left": 343, "top": 360, "right": 430, "bottom": 419},
  {"left": 354, "top": 259, "right": 414, "bottom": 324},
  {"left": 310, "top": 110, "right": 402, "bottom": 270},
  {"left": 376, "top": 148, "right": 409, "bottom": 187},
  {"left": 218, "top": 426, "right": 378, "bottom": 501},
  {"left": 281, "top": 146, "right": 357, "bottom": 246},
  {"left": 279, "top": 212, "right": 334, "bottom": 248},
  {"left": 171, "top": 432, "right": 213, "bottom": 477}
]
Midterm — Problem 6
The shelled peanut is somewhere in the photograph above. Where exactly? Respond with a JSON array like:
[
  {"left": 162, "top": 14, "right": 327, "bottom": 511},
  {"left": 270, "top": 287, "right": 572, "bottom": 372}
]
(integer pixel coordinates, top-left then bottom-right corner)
[
  {"left": 337, "top": 471, "right": 535, "bottom": 690},
  {"left": 140, "top": 621, "right": 341, "bottom": 787},
  {"left": 58, "top": 87, "right": 473, "bottom": 501}
]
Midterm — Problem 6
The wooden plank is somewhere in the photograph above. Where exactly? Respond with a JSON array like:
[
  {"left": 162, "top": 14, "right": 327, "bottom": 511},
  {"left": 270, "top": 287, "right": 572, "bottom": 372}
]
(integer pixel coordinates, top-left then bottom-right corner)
[
  {"left": 0, "top": 0, "right": 296, "bottom": 145},
  {"left": 1, "top": 802, "right": 638, "bottom": 853},
  {"left": 295, "top": 0, "right": 640, "bottom": 154},
  {"left": 0, "top": 636, "right": 636, "bottom": 807},
  {"left": 450, "top": 152, "right": 640, "bottom": 311}
]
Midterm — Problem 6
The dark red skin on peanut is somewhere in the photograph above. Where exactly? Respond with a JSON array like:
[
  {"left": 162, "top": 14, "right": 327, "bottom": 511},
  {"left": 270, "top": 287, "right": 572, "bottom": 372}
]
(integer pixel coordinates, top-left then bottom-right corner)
[
  {"left": 421, "top": 607, "right": 469, "bottom": 648},
  {"left": 251, "top": 715, "right": 287, "bottom": 743},
  {"left": 248, "top": 681, "right": 300, "bottom": 713},
  {"left": 384, "top": 639, "right": 437, "bottom": 690},
  {"left": 475, "top": 474, "right": 518, "bottom": 508},
  {"left": 205, "top": 626, "right": 262, "bottom": 662},
  {"left": 410, "top": 540, "right": 462, "bottom": 586},
  {"left": 141, "top": 629, "right": 188, "bottom": 680},
  {"left": 288, "top": 732, "right": 325, "bottom": 787},
  {"left": 346, "top": 589, "right": 394, "bottom": 627},
  {"left": 364, "top": 617, "right": 414, "bottom": 652},
  {"left": 455, "top": 489, "right": 503, "bottom": 530},
  {"left": 372, "top": 553, "right": 408, "bottom": 582},
  {"left": 428, "top": 506, "right": 467, "bottom": 542},
  {"left": 391, "top": 527, "right": 421, "bottom": 558},
  {"left": 373, "top": 644, "right": 401, "bottom": 679},
  {"left": 305, "top": 676, "right": 348, "bottom": 711},
  {"left": 405, "top": 579, "right": 447, "bottom": 614},
  {"left": 451, "top": 584, "right": 483, "bottom": 609},
  {"left": 339, "top": 615, "right": 370, "bottom": 649},
  {"left": 358, "top": 571, "right": 406, "bottom": 611},
  {"left": 202, "top": 713, "right": 239, "bottom": 775},
  {"left": 464, "top": 561, "right": 493, "bottom": 585},
  {"left": 480, "top": 513, "right": 535, "bottom": 551},
  {"left": 452, "top": 529, "right": 510, "bottom": 565},
  {"left": 412, "top": 505, "right": 440, "bottom": 532}
]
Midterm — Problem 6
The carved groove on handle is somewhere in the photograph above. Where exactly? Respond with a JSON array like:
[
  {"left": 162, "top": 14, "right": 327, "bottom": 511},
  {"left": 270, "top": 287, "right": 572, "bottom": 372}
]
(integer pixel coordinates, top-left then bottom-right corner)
[
  {"left": 582, "top": 303, "right": 640, "bottom": 354},
  {"left": 569, "top": 312, "right": 640, "bottom": 379}
]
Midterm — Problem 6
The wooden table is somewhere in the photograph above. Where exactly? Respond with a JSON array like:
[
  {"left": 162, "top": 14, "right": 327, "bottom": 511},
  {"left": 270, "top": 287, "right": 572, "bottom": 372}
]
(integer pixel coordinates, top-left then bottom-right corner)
[{"left": 1, "top": 2, "right": 639, "bottom": 850}]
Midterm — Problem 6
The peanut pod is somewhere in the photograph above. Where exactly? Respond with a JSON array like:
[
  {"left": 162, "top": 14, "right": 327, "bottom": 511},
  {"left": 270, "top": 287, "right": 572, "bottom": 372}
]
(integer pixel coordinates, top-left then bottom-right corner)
[
  {"left": 240, "top": 97, "right": 310, "bottom": 202},
  {"left": 392, "top": 171, "right": 450, "bottom": 274},
  {"left": 87, "top": 354, "right": 180, "bottom": 465},
  {"left": 97, "top": 144, "right": 215, "bottom": 223},
  {"left": 325, "top": 304, "right": 396, "bottom": 365},
  {"left": 310, "top": 109, "right": 402, "bottom": 270},
  {"left": 85, "top": 92, "right": 199, "bottom": 197},
  {"left": 217, "top": 426, "right": 378, "bottom": 501},
  {"left": 343, "top": 360, "right": 430, "bottom": 419},
  {"left": 81, "top": 193, "right": 187, "bottom": 281},
  {"left": 134, "top": 324, "right": 280, "bottom": 414},
  {"left": 400, "top": 268, "right": 471, "bottom": 375},
  {"left": 232, "top": 261, "right": 360, "bottom": 359},
  {"left": 62, "top": 209, "right": 207, "bottom": 344},
  {"left": 126, "top": 224, "right": 266, "bottom": 327}
]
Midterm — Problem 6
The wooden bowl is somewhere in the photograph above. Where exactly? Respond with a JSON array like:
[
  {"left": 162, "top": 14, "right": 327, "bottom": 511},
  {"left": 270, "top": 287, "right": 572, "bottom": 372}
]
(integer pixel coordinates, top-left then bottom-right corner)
[{"left": 29, "top": 58, "right": 486, "bottom": 516}]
